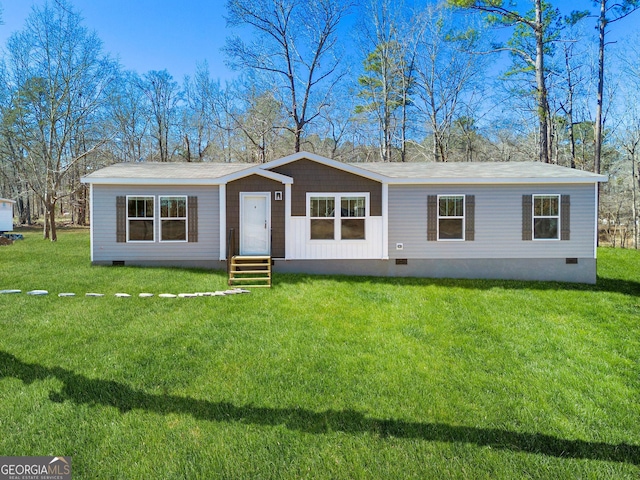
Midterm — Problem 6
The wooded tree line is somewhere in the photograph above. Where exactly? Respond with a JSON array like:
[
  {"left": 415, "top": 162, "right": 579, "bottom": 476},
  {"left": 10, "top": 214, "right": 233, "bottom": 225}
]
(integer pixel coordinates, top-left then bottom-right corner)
[{"left": 0, "top": 0, "right": 639, "bottom": 246}]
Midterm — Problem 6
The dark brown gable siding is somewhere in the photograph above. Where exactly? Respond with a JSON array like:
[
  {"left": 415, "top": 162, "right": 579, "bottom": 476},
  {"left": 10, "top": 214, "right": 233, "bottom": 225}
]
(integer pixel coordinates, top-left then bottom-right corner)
[
  {"left": 270, "top": 159, "right": 382, "bottom": 216},
  {"left": 226, "top": 175, "right": 285, "bottom": 258}
]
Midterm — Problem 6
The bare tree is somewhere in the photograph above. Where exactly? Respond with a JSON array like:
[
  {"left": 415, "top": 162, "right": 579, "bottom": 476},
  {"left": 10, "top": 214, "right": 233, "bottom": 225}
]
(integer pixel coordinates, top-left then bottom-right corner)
[
  {"left": 224, "top": 0, "right": 351, "bottom": 153},
  {"left": 138, "top": 70, "right": 181, "bottom": 162},
  {"left": 449, "top": 0, "right": 556, "bottom": 163},
  {"left": 4, "top": 0, "right": 117, "bottom": 240},
  {"left": 355, "top": 0, "right": 415, "bottom": 162},
  {"left": 111, "top": 71, "right": 149, "bottom": 162},
  {"left": 590, "top": 0, "right": 640, "bottom": 176},
  {"left": 413, "top": 4, "right": 485, "bottom": 162}
]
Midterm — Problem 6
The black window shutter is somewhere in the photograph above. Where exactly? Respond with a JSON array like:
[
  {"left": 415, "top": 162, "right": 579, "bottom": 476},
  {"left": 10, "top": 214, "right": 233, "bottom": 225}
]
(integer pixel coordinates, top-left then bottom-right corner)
[
  {"left": 522, "top": 195, "right": 532, "bottom": 241},
  {"left": 427, "top": 195, "right": 437, "bottom": 241},
  {"left": 188, "top": 196, "right": 198, "bottom": 242},
  {"left": 561, "top": 195, "right": 570, "bottom": 241},
  {"left": 465, "top": 195, "right": 475, "bottom": 241},
  {"left": 116, "top": 196, "right": 126, "bottom": 243}
]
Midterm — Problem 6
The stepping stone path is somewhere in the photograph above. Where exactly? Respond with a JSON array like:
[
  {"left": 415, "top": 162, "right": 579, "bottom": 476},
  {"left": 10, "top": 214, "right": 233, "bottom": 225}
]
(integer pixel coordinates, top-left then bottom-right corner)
[{"left": 3, "top": 289, "right": 251, "bottom": 298}]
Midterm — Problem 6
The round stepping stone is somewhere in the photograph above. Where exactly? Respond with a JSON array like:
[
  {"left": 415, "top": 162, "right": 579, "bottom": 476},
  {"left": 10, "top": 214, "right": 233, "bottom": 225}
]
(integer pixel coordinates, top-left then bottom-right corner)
[
  {"left": 114, "top": 293, "right": 131, "bottom": 298},
  {"left": 213, "top": 291, "right": 226, "bottom": 296},
  {"left": 0, "top": 289, "right": 21, "bottom": 294},
  {"left": 139, "top": 293, "right": 154, "bottom": 298},
  {"left": 85, "top": 293, "right": 105, "bottom": 297},
  {"left": 58, "top": 293, "right": 76, "bottom": 297},
  {"left": 158, "top": 293, "right": 177, "bottom": 298},
  {"left": 178, "top": 293, "right": 197, "bottom": 298},
  {"left": 27, "top": 290, "right": 48, "bottom": 296}
]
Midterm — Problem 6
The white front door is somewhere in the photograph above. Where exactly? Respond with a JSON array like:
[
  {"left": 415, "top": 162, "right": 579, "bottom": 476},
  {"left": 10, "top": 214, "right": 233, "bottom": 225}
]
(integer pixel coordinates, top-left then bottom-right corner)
[{"left": 240, "top": 193, "right": 270, "bottom": 255}]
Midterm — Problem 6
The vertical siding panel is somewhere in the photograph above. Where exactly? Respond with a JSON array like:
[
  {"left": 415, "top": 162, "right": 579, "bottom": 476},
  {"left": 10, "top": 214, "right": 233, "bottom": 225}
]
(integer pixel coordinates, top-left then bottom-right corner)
[
  {"left": 188, "top": 196, "right": 198, "bottom": 242},
  {"left": 561, "top": 194, "right": 570, "bottom": 241},
  {"left": 116, "top": 196, "right": 126, "bottom": 243},
  {"left": 465, "top": 195, "right": 475, "bottom": 241},
  {"left": 427, "top": 195, "right": 437, "bottom": 241},
  {"left": 522, "top": 195, "right": 532, "bottom": 241}
]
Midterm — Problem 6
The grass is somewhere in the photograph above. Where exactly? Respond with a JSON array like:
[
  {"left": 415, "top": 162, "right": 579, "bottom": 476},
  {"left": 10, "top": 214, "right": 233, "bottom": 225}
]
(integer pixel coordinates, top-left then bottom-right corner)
[{"left": 1, "top": 226, "right": 639, "bottom": 479}]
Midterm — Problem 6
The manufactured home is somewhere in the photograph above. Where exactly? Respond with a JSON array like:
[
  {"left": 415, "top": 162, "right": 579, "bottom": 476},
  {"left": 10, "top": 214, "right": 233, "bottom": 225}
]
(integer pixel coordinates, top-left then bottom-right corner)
[
  {"left": 81, "top": 152, "right": 607, "bottom": 284},
  {"left": 0, "top": 198, "right": 15, "bottom": 232}
]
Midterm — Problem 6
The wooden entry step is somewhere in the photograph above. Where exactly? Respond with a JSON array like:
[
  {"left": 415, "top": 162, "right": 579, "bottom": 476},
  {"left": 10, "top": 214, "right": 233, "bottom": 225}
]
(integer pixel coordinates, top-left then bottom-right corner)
[{"left": 229, "top": 256, "right": 271, "bottom": 288}]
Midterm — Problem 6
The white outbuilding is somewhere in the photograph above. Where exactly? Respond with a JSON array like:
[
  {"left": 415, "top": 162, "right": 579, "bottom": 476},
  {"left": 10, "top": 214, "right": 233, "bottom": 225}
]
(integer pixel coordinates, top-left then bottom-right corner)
[{"left": 0, "top": 198, "right": 15, "bottom": 232}]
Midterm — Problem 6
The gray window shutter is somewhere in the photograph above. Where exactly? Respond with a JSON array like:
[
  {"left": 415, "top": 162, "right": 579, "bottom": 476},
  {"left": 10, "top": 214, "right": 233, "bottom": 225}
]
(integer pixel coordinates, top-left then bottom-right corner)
[
  {"left": 116, "top": 196, "right": 126, "bottom": 243},
  {"left": 465, "top": 195, "right": 475, "bottom": 241},
  {"left": 427, "top": 195, "right": 437, "bottom": 241},
  {"left": 188, "top": 196, "right": 198, "bottom": 242},
  {"left": 522, "top": 195, "right": 532, "bottom": 241},
  {"left": 561, "top": 194, "right": 570, "bottom": 241}
]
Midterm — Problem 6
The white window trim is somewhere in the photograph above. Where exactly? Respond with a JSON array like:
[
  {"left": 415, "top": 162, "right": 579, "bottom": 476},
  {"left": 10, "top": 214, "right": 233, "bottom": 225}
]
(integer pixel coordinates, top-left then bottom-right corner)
[
  {"left": 532, "top": 194, "right": 560, "bottom": 241},
  {"left": 307, "top": 192, "right": 370, "bottom": 242},
  {"left": 126, "top": 195, "right": 155, "bottom": 243},
  {"left": 159, "top": 195, "right": 188, "bottom": 243},
  {"left": 437, "top": 194, "right": 465, "bottom": 242}
]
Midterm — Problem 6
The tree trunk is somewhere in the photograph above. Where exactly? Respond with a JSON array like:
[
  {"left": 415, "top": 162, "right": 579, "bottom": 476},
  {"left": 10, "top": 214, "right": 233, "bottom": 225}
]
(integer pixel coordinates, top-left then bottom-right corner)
[
  {"left": 633, "top": 150, "right": 638, "bottom": 249},
  {"left": 535, "top": 0, "right": 550, "bottom": 163},
  {"left": 594, "top": 0, "right": 606, "bottom": 175},
  {"left": 49, "top": 202, "right": 57, "bottom": 241}
]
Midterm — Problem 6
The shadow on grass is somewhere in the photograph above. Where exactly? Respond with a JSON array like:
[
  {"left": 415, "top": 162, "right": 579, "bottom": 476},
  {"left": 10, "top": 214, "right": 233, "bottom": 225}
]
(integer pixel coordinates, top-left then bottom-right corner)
[
  {"left": 1, "top": 351, "right": 638, "bottom": 465},
  {"left": 271, "top": 272, "right": 640, "bottom": 297}
]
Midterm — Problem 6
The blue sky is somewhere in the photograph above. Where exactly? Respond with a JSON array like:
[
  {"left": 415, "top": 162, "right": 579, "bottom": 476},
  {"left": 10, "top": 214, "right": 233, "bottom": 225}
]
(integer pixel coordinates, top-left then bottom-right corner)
[
  {"left": 0, "top": 0, "right": 637, "bottom": 85},
  {"left": 0, "top": 0, "right": 236, "bottom": 82}
]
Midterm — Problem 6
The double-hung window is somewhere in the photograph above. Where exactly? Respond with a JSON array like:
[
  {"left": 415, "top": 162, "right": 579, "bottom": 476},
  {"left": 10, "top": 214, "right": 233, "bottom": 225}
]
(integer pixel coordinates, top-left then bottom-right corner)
[
  {"left": 309, "top": 194, "right": 368, "bottom": 240},
  {"left": 310, "top": 196, "right": 335, "bottom": 240},
  {"left": 127, "top": 196, "right": 155, "bottom": 242},
  {"left": 160, "top": 196, "right": 187, "bottom": 241},
  {"left": 340, "top": 196, "right": 366, "bottom": 240},
  {"left": 533, "top": 194, "right": 559, "bottom": 240},
  {"left": 438, "top": 195, "right": 465, "bottom": 240}
]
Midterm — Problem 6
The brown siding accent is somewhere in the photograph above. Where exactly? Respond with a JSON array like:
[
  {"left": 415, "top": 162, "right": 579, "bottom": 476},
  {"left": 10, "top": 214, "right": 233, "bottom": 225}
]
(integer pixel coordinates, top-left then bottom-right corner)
[
  {"left": 465, "top": 194, "right": 475, "bottom": 241},
  {"left": 561, "top": 194, "right": 570, "bottom": 241},
  {"left": 522, "top": 195, "right": 532, "bottom": 241},
  {"left": 226, "top": 175, "right": 285, "bottom": 258},
  {"left": 188, "top": 196, "right": 198, "bottom": 242},
  {"left": 427, "top": 195, "right": 437, "bottom": 241},
  {"left": 270, "top": 159, "right": 382, "bottom": 216},
  {"left": 116, "top": 196, "right": 126, "bottom": 243}
]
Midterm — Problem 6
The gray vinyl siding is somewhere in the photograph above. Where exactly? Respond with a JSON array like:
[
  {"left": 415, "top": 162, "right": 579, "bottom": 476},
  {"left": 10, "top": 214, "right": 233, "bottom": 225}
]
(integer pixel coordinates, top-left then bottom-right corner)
[
  {"left": 388, "top": 184, "right": 596, "bottom": 260},
  {"left": 92, "top": 185, "right": 219, "bottom": 262}
]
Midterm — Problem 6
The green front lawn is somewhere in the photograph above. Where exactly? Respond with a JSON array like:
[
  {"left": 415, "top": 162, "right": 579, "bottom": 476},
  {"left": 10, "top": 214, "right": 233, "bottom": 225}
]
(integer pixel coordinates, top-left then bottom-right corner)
[{"left": 1, "top": 228, "right": 639, "bottom": 478}]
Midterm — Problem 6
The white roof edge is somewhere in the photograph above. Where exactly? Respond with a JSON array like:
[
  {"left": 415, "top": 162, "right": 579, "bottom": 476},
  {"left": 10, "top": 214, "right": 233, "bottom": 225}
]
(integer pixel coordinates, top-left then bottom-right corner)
[
  {"left": 262, "top": 151, "right": 388, "bottom": 183},
  {"left": 0, "top": 198, "right": 16, "bottom": 203},
  {"left": 80, "top": 178, "right": 227, "bottom": 186},
  {"left": 218, "top": 166, "right": 293, "bottom": 184},
  {"left": 385, "top": 176, "right": 608, "bottom": 185},
  {"left": 80, "top": 168, "right": 293, "bottom": 185}
]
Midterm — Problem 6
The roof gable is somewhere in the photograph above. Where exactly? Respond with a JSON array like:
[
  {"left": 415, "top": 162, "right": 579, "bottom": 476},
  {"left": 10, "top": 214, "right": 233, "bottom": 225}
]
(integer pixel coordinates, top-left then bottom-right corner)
[{"left": 262, "top": 152, "right": 387, "bottom": 183}]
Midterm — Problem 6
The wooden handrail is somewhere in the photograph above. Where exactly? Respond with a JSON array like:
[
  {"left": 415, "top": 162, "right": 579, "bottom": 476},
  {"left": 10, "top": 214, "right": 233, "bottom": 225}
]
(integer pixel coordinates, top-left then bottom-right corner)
[{"left": 227, "top": 228, "right": 235, "bottom": 273}]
